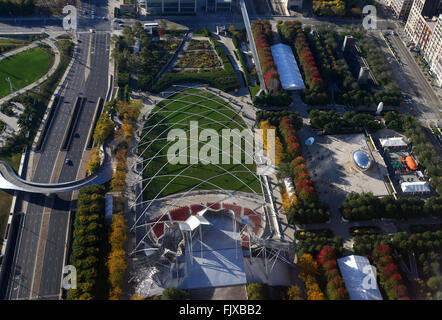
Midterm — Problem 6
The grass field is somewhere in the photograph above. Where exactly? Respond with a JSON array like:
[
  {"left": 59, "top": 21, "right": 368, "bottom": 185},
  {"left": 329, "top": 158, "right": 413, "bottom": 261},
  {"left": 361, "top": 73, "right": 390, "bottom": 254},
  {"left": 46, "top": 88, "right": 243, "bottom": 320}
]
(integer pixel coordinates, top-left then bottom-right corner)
[
  {"left": 140, "top": 89, "right": 261, "bottom": 200},
  {"left": 0, "top": 47, "right": 52, "bottom": 99}
]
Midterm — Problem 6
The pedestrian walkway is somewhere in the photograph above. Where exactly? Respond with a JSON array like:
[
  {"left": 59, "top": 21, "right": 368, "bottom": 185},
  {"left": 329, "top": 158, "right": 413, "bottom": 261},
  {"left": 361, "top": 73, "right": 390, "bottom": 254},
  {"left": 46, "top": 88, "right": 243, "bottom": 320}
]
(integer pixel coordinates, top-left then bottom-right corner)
[
  {"left": 0, "top": 143, "right": 113, "bottom": 193},
  {"left": 0, "top": 38, "right": 61, "bottom": 105},
  {"left": 0, "top": 38, "right": 61, "bottom": 147}
]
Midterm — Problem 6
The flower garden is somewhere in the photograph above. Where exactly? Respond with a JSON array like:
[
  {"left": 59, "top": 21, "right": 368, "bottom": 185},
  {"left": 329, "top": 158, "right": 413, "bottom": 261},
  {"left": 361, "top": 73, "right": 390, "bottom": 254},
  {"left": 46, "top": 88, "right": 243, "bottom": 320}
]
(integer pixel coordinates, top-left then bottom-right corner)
[{"left": 174, "top": 40, "right": 223, "bottom": 72}]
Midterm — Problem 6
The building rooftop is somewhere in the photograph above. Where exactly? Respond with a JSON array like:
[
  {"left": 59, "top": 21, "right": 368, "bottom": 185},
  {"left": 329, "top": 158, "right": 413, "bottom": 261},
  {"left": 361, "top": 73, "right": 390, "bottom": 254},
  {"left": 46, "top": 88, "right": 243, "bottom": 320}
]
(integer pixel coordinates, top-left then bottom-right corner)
[
  {"left": 270, "top": 43, "right": 305, "bottom": 91},
  {"left": 337, "top": 255, "right": 383, "bottom": 300}
]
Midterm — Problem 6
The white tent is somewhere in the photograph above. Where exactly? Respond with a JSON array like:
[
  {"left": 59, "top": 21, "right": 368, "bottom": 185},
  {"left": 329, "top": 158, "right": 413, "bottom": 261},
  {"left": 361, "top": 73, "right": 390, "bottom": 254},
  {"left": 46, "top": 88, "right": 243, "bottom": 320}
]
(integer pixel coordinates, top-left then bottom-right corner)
[
  {"left": 379, "top": 137, "right": 407, "bottom": 148},
  {"left": 337, "top": 255, "right": 383, "bottom": 300},
  {"left": 270, "top": 43, "right": 305, "bottom": 90},
  {"left": 400, "top": 181, "right": 431, "bottom": 193}
]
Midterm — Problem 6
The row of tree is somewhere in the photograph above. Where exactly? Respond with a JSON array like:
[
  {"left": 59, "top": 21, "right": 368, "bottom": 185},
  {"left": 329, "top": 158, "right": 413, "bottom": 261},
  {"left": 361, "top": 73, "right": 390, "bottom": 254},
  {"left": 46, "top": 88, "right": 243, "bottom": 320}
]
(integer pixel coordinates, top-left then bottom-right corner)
[
  {"left": 354, "top": 230, "right": 442, "bottom": 299},
  {"left": 313, "top": 0, "right": 346, "bottom": 17},
  {"left": 341, "top": 192, "right": 442, "bottom": 221},
  {"left": 295, "top": 230, "right": 343, "bottom": 259},
  {"left": 371, "top": 244, "right": 410, "bottom": 300},
  {"left": 260, "top": 120, "right": 285, "bottom": 165},
  {"left": 252, "top": 20, "right": 281, "bottom": 93},
  {"left": 93, "top": 113, "right": 114, "bottom": 146},
  {"left": 108, "top": 213, "right": 128, "bottom": 299},
  {"left": 316, "top": 246, "right": 349, "bottom": 300},
  {"left": 277, "top": 118, "right": 331, "bottom": 224},
  {"left": 256, "top": 110, "right": 303, "bottom": 130},
  {"left": 309, "top": 109, "right": 383, "bottom": 134},
  {"left": 67, "top": 185, "right": 107, "bottom": 300},
  {"left": 297, "top": 253, "right": 327, "bottom": 300},
  {"left": 310, "top": 25, "right": 372, "bottom": 107},
  {"left": 279, "top": 21, "right": 329, "bottom": 105}
]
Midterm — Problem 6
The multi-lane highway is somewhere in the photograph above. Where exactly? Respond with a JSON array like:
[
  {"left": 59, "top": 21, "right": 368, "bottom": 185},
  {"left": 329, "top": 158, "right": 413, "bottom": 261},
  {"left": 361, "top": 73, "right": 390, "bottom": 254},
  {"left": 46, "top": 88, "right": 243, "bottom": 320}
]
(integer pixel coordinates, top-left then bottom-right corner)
[{"left": 3, "top": 0, "right": 111, "bottom": 299}]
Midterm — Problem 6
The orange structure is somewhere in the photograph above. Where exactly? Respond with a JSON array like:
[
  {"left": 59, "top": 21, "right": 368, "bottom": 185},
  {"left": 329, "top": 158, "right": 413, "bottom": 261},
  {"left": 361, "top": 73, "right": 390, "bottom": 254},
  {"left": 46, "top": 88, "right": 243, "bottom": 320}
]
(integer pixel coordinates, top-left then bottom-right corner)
[{"left": 405, "top": 156, "right": 418, "bottom": 170}]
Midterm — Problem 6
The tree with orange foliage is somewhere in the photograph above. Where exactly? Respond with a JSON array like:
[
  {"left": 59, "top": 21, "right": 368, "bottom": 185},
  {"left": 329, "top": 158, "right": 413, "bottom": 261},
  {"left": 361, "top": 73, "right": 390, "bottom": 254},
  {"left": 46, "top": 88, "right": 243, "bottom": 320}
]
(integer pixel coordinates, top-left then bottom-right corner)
[
  {"left": 287, "top": 285, "right": 304, "bottom": 300},
  {"left": 297, "top": 254, "right": 327, "bottom": 300}
]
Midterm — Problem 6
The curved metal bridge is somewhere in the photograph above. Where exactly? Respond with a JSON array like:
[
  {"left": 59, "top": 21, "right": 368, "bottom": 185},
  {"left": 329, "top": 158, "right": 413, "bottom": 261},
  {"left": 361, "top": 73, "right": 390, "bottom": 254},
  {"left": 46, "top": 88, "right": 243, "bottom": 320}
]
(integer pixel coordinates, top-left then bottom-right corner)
[{"left": 0, "top": 146, "right": 113, "bottom": 194}]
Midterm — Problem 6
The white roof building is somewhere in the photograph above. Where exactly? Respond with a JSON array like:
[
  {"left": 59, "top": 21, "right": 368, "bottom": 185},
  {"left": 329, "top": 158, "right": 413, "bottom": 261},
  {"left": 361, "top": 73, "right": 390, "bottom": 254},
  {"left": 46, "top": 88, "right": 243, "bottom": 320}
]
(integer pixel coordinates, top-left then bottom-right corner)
[
  {"left": 379, "top": 137, "right": 407, "bottom": 148},
  {"left": 337, "top": 255, "right": 383, "bottom": 300},
  {"left": 400, "top": 181, "right": 431, "bottom": 193},
  {"left": 283, "top": 178, "right": 295, "bottom": 198},
  {"left": 270, "top": 43, "right": 305, "bottom": 91}
]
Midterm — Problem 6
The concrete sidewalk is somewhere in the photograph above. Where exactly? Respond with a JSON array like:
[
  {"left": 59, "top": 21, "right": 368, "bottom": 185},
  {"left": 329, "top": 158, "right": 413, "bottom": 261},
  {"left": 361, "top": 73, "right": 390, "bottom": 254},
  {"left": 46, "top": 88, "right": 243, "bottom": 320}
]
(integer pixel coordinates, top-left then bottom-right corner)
[
  {"left": 0, "top": 38, "right": 61, "bottom": 106},
  {"left": 0, "top": 38, "right": 62, "bottom": 147}
]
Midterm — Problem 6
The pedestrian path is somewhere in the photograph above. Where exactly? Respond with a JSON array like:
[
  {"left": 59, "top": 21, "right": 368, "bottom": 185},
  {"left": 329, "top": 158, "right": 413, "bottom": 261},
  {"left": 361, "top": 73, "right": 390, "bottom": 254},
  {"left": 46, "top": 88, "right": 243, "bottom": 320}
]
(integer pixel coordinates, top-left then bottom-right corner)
[
  {"left": 0, "top": 38, "right": 61, "bottom": 105},
  {"left": 0, "top": 38, "right": 61, "bottom": 147}
]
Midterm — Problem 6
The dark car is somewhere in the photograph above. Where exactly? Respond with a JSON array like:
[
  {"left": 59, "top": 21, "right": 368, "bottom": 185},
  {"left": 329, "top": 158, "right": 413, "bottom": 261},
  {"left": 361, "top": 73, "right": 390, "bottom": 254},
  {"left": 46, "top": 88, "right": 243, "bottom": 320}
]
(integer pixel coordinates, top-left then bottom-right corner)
[
  {"left": 74, "top": 133, "right": 80, "bottom": 138},
  {"left": 65, "top": 158, "right": 73, "bottom": 166}
]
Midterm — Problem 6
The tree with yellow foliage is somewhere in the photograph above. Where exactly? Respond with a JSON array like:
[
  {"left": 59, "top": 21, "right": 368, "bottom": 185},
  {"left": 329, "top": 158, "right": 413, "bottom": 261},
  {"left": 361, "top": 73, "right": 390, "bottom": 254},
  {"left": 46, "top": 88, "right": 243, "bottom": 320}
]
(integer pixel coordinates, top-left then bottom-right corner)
[
  {"left": 287, "top": 285, "right": 304, "bottom": 300},
  {"left": 93, "top": 112, "right": 114, "bottom": 145},
  {"left": 297, "top": 254, "right": 327, "bottom": 300},
  {"left": 282, "top": 191, "right": 297, "bottom": 212},
  {"left": 260, "top": 120, "right": 285, "bottom": 165},
  {"left": 107, "top": 212, "right": 128, "bottom": 300},
  {"left": 86, "top": 147, "right": 102, "bottom": 175}
]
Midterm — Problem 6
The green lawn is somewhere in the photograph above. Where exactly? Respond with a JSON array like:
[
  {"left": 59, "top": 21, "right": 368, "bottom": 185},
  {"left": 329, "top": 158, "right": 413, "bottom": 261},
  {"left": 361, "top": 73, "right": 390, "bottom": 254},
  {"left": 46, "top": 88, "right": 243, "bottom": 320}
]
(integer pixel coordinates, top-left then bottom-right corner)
[
  {"left": 249, "top": 85, "right": 260, "bottom": 98},
  {"left": 140, "top": 89, "right": 261, "bottom": 200},
  {"left": 0, "top": 47, "right": 52, "bottom": 99}
]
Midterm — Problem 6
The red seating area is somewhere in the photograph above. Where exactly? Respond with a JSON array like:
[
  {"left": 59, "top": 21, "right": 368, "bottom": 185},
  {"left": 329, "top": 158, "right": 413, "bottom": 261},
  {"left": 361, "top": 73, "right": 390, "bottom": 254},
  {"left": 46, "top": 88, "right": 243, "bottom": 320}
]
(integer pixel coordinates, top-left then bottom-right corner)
[
  {"left": 148, "top": 203, "right": 263, "bottom": 243},
  {"left": 206, "top": 202, "right": 221, "bottom": 210},
  {"left": 223, "top": 204, "right": 242, "bottom": 218},
  {"left": 244, "top": 208, "right": 262, "bottom": 236},
  {"left": 150, "top": 215, "right": 170, "bottom": 239},
  {"left": 169, "top": 207, "right": 190, "bottom": 221},
  {"left": 241, "top": 233, "right": 250, "bottom": 248},
  {"left": 190, "top": 204, "right": 204, "bottom": 215}
]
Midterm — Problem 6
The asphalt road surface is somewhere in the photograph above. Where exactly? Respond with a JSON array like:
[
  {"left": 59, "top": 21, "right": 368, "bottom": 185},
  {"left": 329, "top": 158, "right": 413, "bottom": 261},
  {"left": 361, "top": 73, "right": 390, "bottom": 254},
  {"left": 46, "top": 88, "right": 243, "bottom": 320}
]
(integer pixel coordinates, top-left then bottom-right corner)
[{"left": 7, "top": 31, "right": 109, "bottom": 300}]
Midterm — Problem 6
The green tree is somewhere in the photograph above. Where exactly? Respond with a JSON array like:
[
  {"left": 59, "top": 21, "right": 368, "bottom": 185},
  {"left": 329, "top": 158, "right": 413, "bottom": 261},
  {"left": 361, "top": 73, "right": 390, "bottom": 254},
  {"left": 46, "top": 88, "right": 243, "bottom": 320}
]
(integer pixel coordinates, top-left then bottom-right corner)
[{"left": 161, "top": 287, "right": 190, "bottom": 300}]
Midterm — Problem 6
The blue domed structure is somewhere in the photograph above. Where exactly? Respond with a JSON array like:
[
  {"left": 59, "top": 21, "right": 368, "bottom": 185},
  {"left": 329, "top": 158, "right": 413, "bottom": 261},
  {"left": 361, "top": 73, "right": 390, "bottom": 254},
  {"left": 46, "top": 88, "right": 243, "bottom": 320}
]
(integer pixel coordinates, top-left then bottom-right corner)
[{"left": 353, "top": 151, "right": 371, "bottom": 171}]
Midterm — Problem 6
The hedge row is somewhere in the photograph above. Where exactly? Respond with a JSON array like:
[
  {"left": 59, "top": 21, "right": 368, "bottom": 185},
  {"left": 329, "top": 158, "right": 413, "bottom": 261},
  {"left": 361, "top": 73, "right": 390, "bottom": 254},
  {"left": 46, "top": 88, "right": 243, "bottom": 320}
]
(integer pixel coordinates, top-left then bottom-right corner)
[
  {"left": 280, "top": 21, "right": 328, "bottom": 105},
  {"left": 67, "top": 185, "right": 107, "bottom": 300},
  {"left": 251, "top": 20, "right": 281, "bottom": 93},
  {"left": 278, "top": 118, "right": 331, "bottom": 224},
  {"left": 316, "top": 246, "right": 349, "bottom": 300},
  {"left": 371, "top": 244, "right": 410, "bottom": 300},
  {"left": 309, "top": 109, "right": 383, "bottom": 134},
  {"left": 341, "top": 192, "right": 442, "bottom": 221}
]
